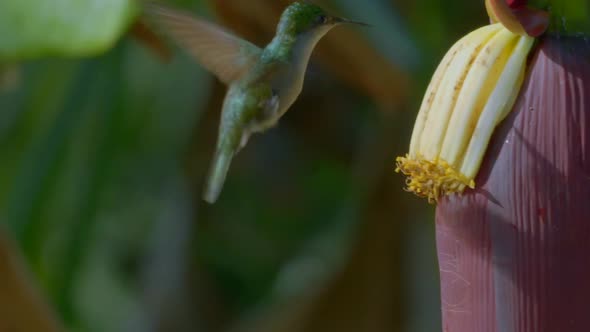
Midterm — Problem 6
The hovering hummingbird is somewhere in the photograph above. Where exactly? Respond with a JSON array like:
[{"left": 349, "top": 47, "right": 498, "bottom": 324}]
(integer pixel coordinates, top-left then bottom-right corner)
[{"left": 145, "top": 2, "right": 367, "bottom": 204}]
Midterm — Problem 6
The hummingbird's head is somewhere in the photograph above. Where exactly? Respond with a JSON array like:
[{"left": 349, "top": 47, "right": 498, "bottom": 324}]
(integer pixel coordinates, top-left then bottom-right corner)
[{"left": 277, "top": 2, "right": 367, "bottom": 36}]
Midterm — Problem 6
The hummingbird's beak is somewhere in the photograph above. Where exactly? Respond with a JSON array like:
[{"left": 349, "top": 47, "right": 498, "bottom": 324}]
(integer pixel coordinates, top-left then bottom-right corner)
[{"left": 332, "top": 17, "right": 371, "bottom": 27}]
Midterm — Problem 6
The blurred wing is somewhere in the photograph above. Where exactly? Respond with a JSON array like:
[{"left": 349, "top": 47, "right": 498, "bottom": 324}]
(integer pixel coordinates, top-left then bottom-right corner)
[{"left": 145, "top": 3, "right": 262, "bottom": 84}]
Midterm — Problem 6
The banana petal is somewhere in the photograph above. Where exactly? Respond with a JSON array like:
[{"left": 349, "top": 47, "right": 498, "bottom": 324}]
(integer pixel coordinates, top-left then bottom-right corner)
[
  {"left": 485, "top": 0, "right": 549, "bottom": 37},
  {"left": 485, "top": 0, "right": 526, "bottom": 35},
  {"left": 396, "top": 24, "right": 534, "bottom": 203}
]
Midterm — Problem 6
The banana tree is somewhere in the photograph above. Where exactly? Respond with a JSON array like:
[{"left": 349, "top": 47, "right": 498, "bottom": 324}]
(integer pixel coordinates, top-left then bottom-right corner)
[{"left": 397, "top": 0, "right": 590, "bottom": 330}]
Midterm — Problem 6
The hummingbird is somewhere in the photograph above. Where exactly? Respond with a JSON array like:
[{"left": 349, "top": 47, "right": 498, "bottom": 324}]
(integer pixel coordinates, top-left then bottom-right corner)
[{"left": 145, "top": 2, "right": 367, "bottom": 204}]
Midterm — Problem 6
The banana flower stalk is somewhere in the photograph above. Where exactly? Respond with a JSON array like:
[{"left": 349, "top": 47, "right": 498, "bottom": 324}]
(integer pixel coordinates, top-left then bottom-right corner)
[{"left": 397, "top": 0, "right": 590, "bottom": 330}]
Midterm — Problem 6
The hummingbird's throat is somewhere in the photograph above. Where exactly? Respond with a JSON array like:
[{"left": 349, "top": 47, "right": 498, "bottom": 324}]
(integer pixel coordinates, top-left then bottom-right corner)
[{"left": 267, "top": 25, "right": 334, "bottom": 114}]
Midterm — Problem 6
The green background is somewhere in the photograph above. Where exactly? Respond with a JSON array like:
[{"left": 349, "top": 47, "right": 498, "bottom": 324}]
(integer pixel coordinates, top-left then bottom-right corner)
[{"left": 0, "top": 0, "right": 491, "bottom": 331}]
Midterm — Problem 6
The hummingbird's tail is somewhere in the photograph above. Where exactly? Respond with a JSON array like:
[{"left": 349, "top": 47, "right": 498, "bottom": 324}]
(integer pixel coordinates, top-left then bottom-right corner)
[{"left": 203, "top": 149, "right": 234, "bottom": 204}]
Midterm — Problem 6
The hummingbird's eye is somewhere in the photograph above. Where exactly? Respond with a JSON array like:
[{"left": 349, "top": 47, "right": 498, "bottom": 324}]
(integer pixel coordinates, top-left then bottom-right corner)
[{"left": 317, "top": 15, "right": 327, "bottom": 24}]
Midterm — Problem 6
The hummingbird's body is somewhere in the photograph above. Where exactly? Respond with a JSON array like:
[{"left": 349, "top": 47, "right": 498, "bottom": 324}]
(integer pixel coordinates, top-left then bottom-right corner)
[{"left": 146, "top": 2, "right": 365, "bottom": 203}]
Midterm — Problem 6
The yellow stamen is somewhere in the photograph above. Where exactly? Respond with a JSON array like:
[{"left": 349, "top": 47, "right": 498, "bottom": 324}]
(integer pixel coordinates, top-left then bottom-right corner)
[{"left": 396, "top": 155, "right": 475, "bottom": 204}]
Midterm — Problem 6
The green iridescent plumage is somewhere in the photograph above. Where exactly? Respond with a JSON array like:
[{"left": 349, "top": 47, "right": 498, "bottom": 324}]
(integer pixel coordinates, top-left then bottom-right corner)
[
  {"left": 146, "top": 1, "right": 366, "bottom": 203},
  {"left": 277, "top": 2, "right": 328, "bottom": 36}
]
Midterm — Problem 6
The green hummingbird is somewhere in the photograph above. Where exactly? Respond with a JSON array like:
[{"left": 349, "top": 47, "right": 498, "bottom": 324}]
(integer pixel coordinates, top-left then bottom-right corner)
[{"left": 146, "top": 2, "right": 367, "bottom": 204}]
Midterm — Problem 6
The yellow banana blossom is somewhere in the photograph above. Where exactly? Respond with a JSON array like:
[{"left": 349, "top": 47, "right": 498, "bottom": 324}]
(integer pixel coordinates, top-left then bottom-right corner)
[{"left": 396, "top": 23, "right": 534, "bottom": 203}]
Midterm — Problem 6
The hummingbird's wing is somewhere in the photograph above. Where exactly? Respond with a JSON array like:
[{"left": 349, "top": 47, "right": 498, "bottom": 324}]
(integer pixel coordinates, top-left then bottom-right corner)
[{"left": 144, "top": 3, "right": 262, "bottom": 84}]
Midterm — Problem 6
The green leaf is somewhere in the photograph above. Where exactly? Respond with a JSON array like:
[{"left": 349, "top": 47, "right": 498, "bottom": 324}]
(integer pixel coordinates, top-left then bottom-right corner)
[{"left": 0, "top": 0, "right": 138, "bottom": 60}]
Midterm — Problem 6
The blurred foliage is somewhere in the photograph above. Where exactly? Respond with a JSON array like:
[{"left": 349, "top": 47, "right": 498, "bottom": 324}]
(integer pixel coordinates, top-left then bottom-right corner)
[
  {"left": 0, "top": 0, "right": 137, "bottom": 59},
  {"left": 0, "top": 0, "right": 487, "bottom": 332}
]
